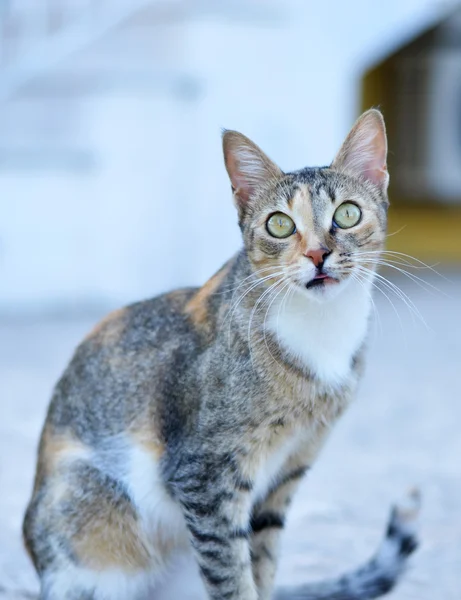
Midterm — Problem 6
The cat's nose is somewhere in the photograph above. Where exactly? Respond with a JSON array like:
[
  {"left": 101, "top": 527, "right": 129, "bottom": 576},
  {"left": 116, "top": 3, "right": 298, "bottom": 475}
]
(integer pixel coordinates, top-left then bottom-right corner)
[{"left": 304, "top": 246, "right": 330, "bottom": 267}]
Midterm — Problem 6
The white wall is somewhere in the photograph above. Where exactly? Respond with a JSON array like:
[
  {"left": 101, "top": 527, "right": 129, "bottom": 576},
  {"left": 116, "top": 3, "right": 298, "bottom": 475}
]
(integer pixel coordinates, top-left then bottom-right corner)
[{"left": 0, "top": 0, "right": 455, "bottom": 313}]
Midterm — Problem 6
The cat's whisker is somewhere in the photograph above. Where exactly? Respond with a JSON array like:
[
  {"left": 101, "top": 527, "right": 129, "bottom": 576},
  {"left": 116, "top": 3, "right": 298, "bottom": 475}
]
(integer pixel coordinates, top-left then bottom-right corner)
[
  {"left": 223, "top": 273, "right": 278, "bottom": 324},
  {"left": 355, "top": 265, "right": 416, "bottom": 316},
  {"left": 351, "top": 270, "right": 384, "bottom": 335},
  {"left": 354, "top": 260, "right": 449, "bottom": 316},
  {"left": 216, "top": 265, "right": 288, "bottom": 295},
  {"left": 268, "top": 276, "right": 299, "bottom": 346},
  {"left": 355, "top": 265, "right": 429, "bottom": 330},
  {"left": 353, "top": 257, "right": 450, "bottom": 297},
  {"left": 223, "top": 268, "right": 294, "bottom": 337},
  {"left": 247, "top": 276, "right": 291, "bottom": 367},
  {"left": 354, "top": 256, "right": 430, "bottom": 270},
  {"left": 350, "top": 253, "right": 429, "bottom": 274},
  {"left": 349, "top": 271, "right": 382, "bottom": 336},
  {"left": 352, "top": 267, "right": 407, "bottom": 335},
  {"left": 216, "top": 270, "right": 284, "bottom": 303},
  {"left": 277, "top": 280, "right": 297, "bottom": 332},
  {"left": 249, "top": 274, "right": 295, "bottom": 326},
  {"left": 385, "top": 225, "right": 407, "bottom": 238},
  {"left": 261, "top": 278, "right": 295, "bottom": 370},
  {"left": 352, "top": 249, "right": 448, "bottom": 278},
  {"left": 279, "top": 276, "right": 297, "bottom": 329},
  {"left": 366, "top": 260, "right": 446, "bottom": 294},
  {"left": 247, "top": 268, "right": 301, "bottom": 350}
]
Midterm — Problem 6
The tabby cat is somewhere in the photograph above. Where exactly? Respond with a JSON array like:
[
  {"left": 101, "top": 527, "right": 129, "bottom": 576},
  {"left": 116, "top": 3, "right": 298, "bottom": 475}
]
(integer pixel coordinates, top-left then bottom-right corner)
[{"left": 23, "top": 109, "right": 418, "bottom": 600}]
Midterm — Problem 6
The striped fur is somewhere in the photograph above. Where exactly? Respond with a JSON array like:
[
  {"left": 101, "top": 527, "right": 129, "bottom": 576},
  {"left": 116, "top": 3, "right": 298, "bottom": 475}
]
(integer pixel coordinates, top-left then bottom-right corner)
[{"left": 23, "top": 110, "right": 418, "bottom": 600}]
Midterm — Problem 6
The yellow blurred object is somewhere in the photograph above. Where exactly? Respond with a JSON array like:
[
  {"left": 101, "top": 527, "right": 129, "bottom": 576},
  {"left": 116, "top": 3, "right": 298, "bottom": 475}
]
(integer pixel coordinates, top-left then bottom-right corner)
[
  {"left": 387, "top": 205, "right": 461, "bottom": 263},
  {"left": 362, "top": 7, "right": 461, "bottom": 263}
]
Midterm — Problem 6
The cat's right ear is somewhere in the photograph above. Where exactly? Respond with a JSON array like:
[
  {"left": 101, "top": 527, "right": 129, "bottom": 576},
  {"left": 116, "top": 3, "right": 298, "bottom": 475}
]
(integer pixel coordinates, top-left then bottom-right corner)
[
  {"left": 331, "top": 109, "right": 389, "bottom": 191},
  {"left": 222, "top": 130, "right": 282, "bottom": 215}
]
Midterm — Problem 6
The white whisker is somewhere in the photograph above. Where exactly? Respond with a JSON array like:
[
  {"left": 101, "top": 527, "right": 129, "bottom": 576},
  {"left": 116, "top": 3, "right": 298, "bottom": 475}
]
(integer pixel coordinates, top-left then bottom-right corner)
[
  {"left": 216, "top": 265, "right": 287, "bottom": 295},
  {"left": 352, "top": 267, "right": 407, "bottom": 336},
  {"left": 261, "top": 278, "right": 296, "bottom": 370},
  {"left": 223, "top": 268, "right": 293, "bottom": 338},
  {"left": 352, "top": 257, "right": 450, "bottom": 298},
  {"left": 386, "top": 225, "right": 407, "bottom": 238},
  {"left": 247, "top": 277, "right": 290, "bottom": 367},
  {"left": 355, "top": 265, "right": 429, "bottom": 331},
  {"left": 351, "top": 249, "right": 449, "bottom": 280},
  {"left": 349, "top": 271, "right": 382, "bottom": 337}
]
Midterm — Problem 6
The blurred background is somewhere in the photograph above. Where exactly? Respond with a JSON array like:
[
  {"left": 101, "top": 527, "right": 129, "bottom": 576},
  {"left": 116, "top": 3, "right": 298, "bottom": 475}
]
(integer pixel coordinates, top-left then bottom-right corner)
[{"left": 1, "top": 1, "right": 460, "bottom": 599}]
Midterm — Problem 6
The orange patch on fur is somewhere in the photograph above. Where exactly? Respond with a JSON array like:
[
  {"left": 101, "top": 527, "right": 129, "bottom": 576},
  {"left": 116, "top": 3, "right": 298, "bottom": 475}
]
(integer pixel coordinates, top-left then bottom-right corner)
[
  {"left": 185, "top": 262, "right": 231, "bottom": 329},
  {"left": 73, "top": 508, "right": 151, "bottom": 571},
  {"left": 84, "top": 307, "right": 127, "bottom": 345},
  {"left": 130, "top": 428, "right": 165, "bottom": 460},
  {"left": 34, "top": 427, "right": 90, "bottom": 489}
]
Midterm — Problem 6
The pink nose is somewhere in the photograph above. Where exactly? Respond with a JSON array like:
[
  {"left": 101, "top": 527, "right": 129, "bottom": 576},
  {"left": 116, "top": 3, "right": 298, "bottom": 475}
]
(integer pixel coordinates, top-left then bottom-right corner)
[{"left": 304, "top": 247, "right": 330, "bottom": 267}]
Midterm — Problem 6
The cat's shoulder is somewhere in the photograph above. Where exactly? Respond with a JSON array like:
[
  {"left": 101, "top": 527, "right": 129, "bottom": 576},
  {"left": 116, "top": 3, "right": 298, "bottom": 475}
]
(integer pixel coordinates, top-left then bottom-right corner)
[
  {"left": 83, "top": 287, "right": 199, "bottom": 350},
  {"left": 45, "top": 288, "right": 201, "bottom": 436}
]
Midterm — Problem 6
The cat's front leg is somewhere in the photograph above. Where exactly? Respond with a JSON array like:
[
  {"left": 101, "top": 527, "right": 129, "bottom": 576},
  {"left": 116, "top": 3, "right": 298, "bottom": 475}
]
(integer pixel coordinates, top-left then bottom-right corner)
[
  {"left": 251, "top": 461, "right": 309, "bottom": 600},
  {"left": 171, "top": 450, "right": 258, "bottom": 600}
]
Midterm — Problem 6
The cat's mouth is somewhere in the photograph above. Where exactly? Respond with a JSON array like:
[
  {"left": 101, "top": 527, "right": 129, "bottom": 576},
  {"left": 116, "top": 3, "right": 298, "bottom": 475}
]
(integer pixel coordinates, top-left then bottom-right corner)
[{"left": 305, "top": 273, "right": 339, "bottom": 289}]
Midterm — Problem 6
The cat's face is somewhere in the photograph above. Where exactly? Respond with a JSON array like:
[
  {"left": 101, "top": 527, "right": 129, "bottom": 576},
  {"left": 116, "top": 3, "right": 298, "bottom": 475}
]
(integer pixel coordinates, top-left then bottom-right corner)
[
  {"left": 237, "top": 168, "right": 387, "bottom": 302},
  {"left": 223, "top": 110, "right": 389, "bottom": 302}
]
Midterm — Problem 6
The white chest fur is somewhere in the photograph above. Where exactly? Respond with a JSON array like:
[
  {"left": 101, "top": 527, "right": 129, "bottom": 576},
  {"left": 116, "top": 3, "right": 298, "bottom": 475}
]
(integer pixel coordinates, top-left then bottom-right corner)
[{"left": 267, "top": 278, "right": 372, "bottom": 387}]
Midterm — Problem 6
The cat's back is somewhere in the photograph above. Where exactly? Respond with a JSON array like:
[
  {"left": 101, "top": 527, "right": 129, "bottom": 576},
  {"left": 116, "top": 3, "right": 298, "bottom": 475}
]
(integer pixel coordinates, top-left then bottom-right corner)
[{"left": 44, "top": 287, "right": 202, "bottom": 444}]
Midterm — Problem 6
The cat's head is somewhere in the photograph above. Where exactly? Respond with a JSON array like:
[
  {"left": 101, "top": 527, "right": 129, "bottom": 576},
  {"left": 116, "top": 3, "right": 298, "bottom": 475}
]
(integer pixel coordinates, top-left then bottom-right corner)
[{"left": 222, "top": 109, "right": 389, "bottom": 302}]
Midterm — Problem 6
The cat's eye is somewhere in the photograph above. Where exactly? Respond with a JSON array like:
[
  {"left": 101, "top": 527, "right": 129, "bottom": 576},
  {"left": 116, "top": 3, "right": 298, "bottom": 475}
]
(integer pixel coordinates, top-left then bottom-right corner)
[
  {"left": 266, "top": 213, "right": 296, "bottom": 238},
  {"left": 333, "top": 202, "right": 362, "bottom": 229}
]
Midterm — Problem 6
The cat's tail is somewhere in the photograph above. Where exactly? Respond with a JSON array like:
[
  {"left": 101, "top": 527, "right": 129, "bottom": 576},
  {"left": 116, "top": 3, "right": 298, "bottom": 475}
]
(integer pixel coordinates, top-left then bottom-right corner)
[{"left": 274, "top": 489, "right": 420, "bottom": 600}]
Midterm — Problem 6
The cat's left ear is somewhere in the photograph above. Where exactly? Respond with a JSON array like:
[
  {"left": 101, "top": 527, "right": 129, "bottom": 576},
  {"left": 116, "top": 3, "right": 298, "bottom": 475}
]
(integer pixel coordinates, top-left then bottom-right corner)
[
  {"left": 331, "top": 109, "right": 389, "bottom": 191},
  {"left": 222, "top": 130, "right": 283, "bottom": 214}
]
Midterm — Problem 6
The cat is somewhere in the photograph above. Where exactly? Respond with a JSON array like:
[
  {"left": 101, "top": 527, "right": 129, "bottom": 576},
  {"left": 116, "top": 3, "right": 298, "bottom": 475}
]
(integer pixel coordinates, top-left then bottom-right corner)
[{"left": 23, "top": 109, "right": 419, "bottom": 600}]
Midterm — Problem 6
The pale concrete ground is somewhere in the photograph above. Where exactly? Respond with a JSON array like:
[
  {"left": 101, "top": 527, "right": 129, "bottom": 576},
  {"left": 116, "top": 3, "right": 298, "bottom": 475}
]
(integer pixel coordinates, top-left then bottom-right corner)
[{"left": 1, "top": 272, "right": 460, "bottom": 599}]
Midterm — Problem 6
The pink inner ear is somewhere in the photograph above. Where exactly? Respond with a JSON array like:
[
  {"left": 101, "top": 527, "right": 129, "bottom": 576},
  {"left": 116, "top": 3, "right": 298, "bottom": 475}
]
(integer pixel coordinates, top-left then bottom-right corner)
[
  {"left": 367, "top": 164, "right": 388, "bottom": 187},
  {"left": 223, "top": 130, "right": 283, "bottom": 208},
  {"left": 334, "top": 111, "right": 389, "bottom": 190},
  {"left": 362, "top": 129, "right": 388, "bottom": 187},
  {"left": 224, "top": 147, "right": 253, "bottom": 204},
  {"left": 232, "top": 170, "right": 252, "bottom": 202}
]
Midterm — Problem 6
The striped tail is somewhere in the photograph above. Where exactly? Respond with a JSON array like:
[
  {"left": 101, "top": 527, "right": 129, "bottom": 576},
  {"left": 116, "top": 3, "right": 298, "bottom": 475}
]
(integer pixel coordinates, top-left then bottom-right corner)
[{"left": 275, "top": 490, "right": 420, "bottom": 600}]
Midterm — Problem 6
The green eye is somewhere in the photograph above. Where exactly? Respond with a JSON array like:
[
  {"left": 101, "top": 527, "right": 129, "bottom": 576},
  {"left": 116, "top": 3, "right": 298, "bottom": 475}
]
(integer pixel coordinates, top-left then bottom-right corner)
[
  {"left": 333, "top": 202, "right": 362, "bottom": 229},
  {"left": 266, "top": 212, "right": 296, "bottom": 238}
]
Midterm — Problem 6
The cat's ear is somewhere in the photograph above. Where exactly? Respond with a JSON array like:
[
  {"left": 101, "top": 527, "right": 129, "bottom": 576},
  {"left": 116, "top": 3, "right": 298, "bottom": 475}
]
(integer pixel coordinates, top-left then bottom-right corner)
[
  {"left": 331, "top": 109, "right": 388, "bottom": 190},
  {"left": 222, "top": 130, "right": 283, "bottom": 212}
]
